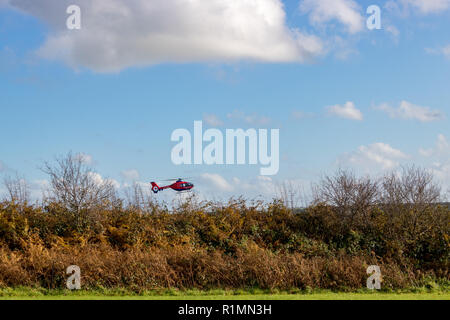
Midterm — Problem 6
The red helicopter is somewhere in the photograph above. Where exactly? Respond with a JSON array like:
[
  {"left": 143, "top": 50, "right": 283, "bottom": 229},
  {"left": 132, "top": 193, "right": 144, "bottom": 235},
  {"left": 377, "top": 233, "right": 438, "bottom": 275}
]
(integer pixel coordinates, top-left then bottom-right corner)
[{"left": 151, "top": 178, "right": 194, "bottom": 194}]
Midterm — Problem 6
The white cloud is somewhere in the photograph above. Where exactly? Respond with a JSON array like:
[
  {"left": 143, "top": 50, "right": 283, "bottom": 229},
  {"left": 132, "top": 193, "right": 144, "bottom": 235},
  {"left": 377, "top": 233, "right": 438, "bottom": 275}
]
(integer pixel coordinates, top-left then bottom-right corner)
[
  {"left": 7, "top": 0, "right": 325, "bottom": 72},
  {"left": 121, "top": 169, "right": 140, "bottom": 181},
  {"left": 430, "top": 162, "right": 450, "bottom": 186},
  {"left": 417, "top": 134, "right": 450, "bottom": 190},
  {"left": 340, "top": 142, "right": 409, "bottom": 171},
  {"left": 198, "top": 173, "right": 309, "bottom": 201},
  {"left": 74, "top": 153, "right": 94, "bottom": 165},
  {"left": 29, "top": 179, "right": 49, "bottom": 200},
  {"left": 385, "top": 25, "right": 400, "bottom": 39},
  {"left": 0, "top": 161, "right": 5, "bottom": 172},
  {"left": 385, "top": 0, "right": 450, "bottom": 16},
  {"left": 419, "top": 148, "right": 434, "bottom": 157},
  {"left": 203, "top": 114, "right": 223, "bottom": 127},
  {"left": 401, "top": 0, "right": 450, "bottom": 14},
  {"left": 292, "top": 111, "right": 306, "bottom": 119},
  {"left": 376, "top": 101, "right": 444, "bottom": 122},
  {"left": 292, "top": 110, "right": 314, "bottom": 120},
  {"left": 88, "top": 172, "right": 120, "bottom": 189},
  {"left": 299, "top": 0, "right": 364, "bottom": 34},
  {"left": 436, "top": 134, "right": 450, "bottom": 153},
  {"left": 227, "top": 110, "right": 271, "bottom": 125},
  {"left": 199, "top": 173, "right": 234, "bottom": 192},
  {"left": 444, "top": 45, "right": 450, "bottom": 58},
  {"left": 419, "top": 134, "right": 450, "bottom": 157},
  {"left": 326, "top": 101, "right": 363, "bottom": 121},
  {"left": 426, "top": 44, "right": 450, "bottom": 59},
  {"left": 326, "top": 36, "right": 359, "bottom": 60},
  {"left": 230, "top": 175, "right": 276, "bottom": 195},
  {"left": 30, "top": 179, "right": 49, "bottom": 189}
]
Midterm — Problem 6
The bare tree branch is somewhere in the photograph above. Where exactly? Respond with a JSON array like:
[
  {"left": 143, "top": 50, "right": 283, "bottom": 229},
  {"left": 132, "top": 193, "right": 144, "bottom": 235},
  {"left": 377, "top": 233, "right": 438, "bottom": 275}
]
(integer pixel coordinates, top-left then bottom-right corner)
[
  {"left": 276, "top": 181, "right": 307, "bottom": 210},
  {"left": 42, "top": 152, "right": 117, "bottom": 214},
  {"left": 2, "top": 173, "right": 30, "bottom": 205},
  {"left": 313, "top": 169, "right": 379, "bottom": 224}
]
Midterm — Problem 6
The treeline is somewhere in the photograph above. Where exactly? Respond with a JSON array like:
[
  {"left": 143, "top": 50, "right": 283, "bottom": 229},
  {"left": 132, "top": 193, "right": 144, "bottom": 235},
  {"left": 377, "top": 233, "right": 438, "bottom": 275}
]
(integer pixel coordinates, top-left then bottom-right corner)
[{"left": 0, "top": 153, "right": 448, "bottom": 291}]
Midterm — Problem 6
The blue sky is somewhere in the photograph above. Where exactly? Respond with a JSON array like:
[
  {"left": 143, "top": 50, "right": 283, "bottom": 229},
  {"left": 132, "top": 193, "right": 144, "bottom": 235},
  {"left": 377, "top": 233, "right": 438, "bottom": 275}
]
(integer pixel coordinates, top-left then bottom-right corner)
[{"left": 1, "top": 0, "right": 450, "bottom": 201}]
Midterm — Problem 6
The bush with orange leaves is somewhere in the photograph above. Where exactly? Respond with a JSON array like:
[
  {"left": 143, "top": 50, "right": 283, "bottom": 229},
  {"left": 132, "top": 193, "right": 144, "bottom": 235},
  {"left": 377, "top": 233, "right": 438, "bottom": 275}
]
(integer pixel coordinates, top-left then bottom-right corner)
[
  {"left": 0, "top": 238, "right": 421, "bottom": 291},
  {"left": 0, "top": 192, "right": 448, "bottom": 290}
]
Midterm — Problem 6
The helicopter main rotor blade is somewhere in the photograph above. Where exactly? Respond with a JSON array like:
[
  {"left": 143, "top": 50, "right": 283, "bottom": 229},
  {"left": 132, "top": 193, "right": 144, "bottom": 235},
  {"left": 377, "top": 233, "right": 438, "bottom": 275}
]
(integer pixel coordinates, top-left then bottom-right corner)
[{"left": 160, "top": 177, "right": 195, "bottom": 182}]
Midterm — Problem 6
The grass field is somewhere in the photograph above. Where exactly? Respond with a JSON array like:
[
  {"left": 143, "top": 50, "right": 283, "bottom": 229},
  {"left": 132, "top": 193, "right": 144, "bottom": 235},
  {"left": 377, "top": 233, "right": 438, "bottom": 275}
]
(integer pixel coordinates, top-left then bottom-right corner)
[{"left": 0, "top": 288, "right": 448, "bottom": 300}]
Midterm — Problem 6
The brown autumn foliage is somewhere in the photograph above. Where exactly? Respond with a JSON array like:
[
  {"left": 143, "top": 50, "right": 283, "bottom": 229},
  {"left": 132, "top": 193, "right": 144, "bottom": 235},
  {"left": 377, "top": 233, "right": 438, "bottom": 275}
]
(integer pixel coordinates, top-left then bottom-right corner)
[
  {"left": 0, "top": 238, "right": 421, "bottom": 291},
  {"left": 0, "top": 161, "right": 448, "bottom": 290},
  {"left": 0, "top": 194, "right": 447, "bottom": 290}
]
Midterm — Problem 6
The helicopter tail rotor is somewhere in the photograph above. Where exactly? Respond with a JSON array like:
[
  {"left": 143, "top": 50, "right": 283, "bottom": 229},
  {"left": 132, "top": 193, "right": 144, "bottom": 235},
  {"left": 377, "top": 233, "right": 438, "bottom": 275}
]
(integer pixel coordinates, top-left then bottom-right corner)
[{"left": 150, "top": 182, "right": 160, "bottom": 193}]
